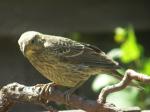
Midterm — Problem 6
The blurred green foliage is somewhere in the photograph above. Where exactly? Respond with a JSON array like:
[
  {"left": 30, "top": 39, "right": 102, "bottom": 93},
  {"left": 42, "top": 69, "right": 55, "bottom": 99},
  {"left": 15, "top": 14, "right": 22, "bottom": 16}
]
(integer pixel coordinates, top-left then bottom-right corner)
[
  {"left": 142, "top": 58, "right": 150, "bottom": 75},
  {"left": 69, "top": 32, "right": 81, "bottom": 41},
  {"left": 92, "top": 26, "right": 150, "bottom": 109},
  {"left": 115, "top": 26, "right": 143, "bottom": 63}
]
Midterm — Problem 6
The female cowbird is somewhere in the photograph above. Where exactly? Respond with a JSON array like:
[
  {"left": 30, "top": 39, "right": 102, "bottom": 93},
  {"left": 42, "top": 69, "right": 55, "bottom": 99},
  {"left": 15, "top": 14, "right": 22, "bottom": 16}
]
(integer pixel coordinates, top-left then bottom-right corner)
[{"left": 18, "top": 31, "right": 122, "bottom": 100}]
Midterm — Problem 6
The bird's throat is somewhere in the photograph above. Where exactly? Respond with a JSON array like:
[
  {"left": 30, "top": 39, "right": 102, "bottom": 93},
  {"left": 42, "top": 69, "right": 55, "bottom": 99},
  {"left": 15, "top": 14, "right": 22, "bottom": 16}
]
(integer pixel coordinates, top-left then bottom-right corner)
[{"left": 25, "top": 49, "right": 35, "bottom": 58}]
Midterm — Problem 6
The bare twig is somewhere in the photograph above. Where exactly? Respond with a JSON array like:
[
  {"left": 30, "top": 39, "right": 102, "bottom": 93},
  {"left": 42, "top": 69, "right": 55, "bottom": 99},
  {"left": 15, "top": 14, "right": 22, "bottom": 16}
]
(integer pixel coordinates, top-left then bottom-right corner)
[
  {"left": 0, "top": 69, "right": 149, "bottom": 112},
  {"left": 98, "top": 69, "right": 150, "bottom": 103}
]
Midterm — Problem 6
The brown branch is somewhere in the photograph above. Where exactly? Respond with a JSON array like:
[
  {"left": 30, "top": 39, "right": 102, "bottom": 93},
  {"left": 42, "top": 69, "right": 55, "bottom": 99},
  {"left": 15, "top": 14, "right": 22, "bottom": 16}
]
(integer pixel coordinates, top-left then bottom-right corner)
[
  {"left": 98, "top": 69, "right": 150, "bottom": 103},
  {"left": 0, "top": 82, "right": 122, "bottom": 112},
  {"left": 0, "top": 69, "right": 149, "bottom": 112}
]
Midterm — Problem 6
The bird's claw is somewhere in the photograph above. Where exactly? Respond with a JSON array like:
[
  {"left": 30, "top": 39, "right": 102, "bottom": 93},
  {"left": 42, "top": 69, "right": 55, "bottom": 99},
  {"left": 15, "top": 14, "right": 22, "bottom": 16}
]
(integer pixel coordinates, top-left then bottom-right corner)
[
  {"left": 64, "top": 89, "right": 75, "bottom": 104},
  {"left": 41, "top": 82, "right": 56, "bottom": 95},
  {"left": 36, "top": 82, "right": 56, "bottom": 104}
]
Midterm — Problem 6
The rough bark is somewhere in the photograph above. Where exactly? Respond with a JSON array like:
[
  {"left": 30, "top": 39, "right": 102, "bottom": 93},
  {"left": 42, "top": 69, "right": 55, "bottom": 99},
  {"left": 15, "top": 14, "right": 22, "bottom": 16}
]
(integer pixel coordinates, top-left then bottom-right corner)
[{"left": 0, "top": 69, "right": 150, "bottom": 112}]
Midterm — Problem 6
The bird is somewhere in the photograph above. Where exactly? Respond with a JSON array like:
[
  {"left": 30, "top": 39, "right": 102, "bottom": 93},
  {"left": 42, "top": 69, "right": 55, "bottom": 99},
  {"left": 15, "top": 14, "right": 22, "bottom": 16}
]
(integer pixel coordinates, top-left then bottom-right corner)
[{"left": 18, "top": 31, "right": 123, "bottom": 101}]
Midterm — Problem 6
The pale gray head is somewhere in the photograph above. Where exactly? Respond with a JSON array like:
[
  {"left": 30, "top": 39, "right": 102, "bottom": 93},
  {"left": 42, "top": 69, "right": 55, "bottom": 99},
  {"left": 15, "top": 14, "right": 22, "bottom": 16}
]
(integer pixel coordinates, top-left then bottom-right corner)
[{"left": 18, "top": 31, "right": 44, "bottom": 56}]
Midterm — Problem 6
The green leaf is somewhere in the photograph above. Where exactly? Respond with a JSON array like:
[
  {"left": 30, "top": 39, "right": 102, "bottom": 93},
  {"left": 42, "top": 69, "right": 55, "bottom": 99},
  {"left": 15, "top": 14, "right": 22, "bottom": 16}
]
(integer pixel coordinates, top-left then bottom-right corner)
[
  {"left": 120, "top": 26, "right": 142, "bottom": 63},
  {"left": 107, "top": 88, "right": 139, "bottom": 108},
  {"left": 114, "top": 27, "right": 126, "bottom": 43},
  {"left": 92, "top": 74, "right": 117, "bottom": 92},
  {"left": 142, "top": 58, "right": 150, "bottom": 75},
  {"left": 107, "top": 48, "right": 122, "bottom": 59},
  {"left": 70, "top": 32, "right": 81, "bottom": 41}
]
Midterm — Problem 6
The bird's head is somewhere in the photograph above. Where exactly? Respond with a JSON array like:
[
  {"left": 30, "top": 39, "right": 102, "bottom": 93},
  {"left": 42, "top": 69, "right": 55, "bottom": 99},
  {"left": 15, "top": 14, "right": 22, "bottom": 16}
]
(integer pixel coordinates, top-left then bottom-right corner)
[{"left": 18, "top": 31, "right": 45, "bottom": 57}]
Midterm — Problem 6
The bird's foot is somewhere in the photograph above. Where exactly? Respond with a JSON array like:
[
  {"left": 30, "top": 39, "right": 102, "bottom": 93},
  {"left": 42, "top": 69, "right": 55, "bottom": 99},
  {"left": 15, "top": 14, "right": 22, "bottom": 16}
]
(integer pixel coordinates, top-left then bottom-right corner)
[
  {"left": 41, "top": 82, "right": 56, "bottom": 96},
  {"left": 36, "top": 82, "right": 57, "bottom": 93},
  {"left": 64, "top": 88, "right": 76, "bottom": 104},
  {"left": 35, "top": 83, "right": 59, "bottom": 111},
  {"left": 36, "top": 82, "right": 56, "bottom": 104}
]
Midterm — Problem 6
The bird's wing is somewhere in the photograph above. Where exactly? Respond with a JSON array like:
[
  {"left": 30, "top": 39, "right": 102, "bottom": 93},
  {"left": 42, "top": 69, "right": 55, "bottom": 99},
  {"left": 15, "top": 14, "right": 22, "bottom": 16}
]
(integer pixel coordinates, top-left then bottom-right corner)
[
  {"left": 47, "top": 37, "right": 119, "bottom": 69},
  {"left": 69, "top": 44, "right": 119, "bottom": 69}
]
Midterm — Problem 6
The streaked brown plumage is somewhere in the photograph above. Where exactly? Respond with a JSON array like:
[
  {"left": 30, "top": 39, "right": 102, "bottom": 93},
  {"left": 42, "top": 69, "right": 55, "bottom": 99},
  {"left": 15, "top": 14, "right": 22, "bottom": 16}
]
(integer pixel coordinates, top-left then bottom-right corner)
[{"left": 18, "top": 31, "right": 122, "bottom": 96}]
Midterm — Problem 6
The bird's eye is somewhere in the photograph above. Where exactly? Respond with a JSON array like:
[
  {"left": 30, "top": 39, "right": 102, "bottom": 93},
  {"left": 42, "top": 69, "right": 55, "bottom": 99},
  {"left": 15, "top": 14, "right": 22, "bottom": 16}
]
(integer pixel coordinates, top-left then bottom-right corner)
[{"left": 31, "top": 39, "right": 36, "bottom": 44}]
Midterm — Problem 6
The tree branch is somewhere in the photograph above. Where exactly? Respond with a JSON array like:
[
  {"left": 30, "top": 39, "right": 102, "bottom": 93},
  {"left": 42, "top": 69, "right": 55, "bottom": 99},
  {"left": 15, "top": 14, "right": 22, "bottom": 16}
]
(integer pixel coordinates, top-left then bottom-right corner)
[
  {"left": 98, "top": 69, "right": 150, "bottom": 104},
  {"left": 0, "top": 69, "right": 149, "bottom": 112}
]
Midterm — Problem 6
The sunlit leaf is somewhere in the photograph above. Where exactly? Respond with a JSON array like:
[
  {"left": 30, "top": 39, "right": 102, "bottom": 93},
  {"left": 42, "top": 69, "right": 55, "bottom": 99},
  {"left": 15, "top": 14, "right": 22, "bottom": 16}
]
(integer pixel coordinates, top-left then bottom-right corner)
[
  {"left": 70, "top": 32, "right": 81, "bottom": 41},
  {"left": 142, "top": 58, "right": 150, "bottom": 75},
  {"left": 114, "top": 27, "right": 126, "bottom": 43},
  {"left": 92, "top": 74, "right": 117, "bottom": 92},
  {"left": 120, "top": 26, "right": 142, "bottom": 63},
  {"left": 107, "top": 48, "right": 122, "bottom": 59},
  {"left": 107, "top": 88, "right": 139, "bottom": 108}
]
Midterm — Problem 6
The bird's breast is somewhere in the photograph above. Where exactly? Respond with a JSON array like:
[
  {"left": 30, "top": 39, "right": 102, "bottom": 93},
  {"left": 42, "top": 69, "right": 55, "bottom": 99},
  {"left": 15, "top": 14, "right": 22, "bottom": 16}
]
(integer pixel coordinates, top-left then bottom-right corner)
[{"left": 27, "top": 53, "right": 90, "bottom": 87}]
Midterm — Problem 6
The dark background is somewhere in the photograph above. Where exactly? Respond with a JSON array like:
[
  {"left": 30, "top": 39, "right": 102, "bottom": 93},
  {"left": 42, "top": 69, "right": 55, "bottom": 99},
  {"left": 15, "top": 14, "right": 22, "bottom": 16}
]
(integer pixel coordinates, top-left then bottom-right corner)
[{"left": 0, "top": 0, "right": 150, "bottom": 111}]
